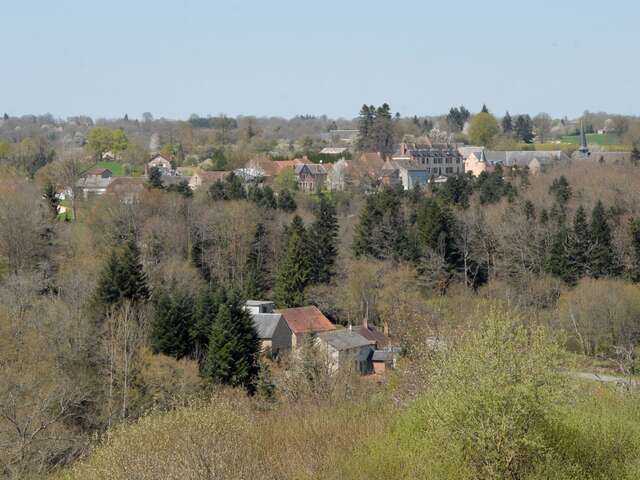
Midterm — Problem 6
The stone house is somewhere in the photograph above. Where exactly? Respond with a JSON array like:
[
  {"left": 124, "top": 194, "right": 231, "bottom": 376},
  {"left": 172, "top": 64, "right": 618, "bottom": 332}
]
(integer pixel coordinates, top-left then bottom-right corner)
[
  {"left": 380, "top": 159, "right": 428, "bottom": 190},
  {"left": 393, "top": 142, "right": 464, "bottom": 177},
  {"left": 295, "top": 163, "right": 327, "bottom": 193},
  {"left": 189, "top": 170, "right": 229, "bottom": 191},
  {"left": 275, "top": 305, "right": 336, "bottom": 349},
  {"left": 76, "top": 167, "right": 113, "bottom": 198},
  {"left": 245, "top": 301, "right": 292, "bottom": 356},
  {"left": 325, "top": 158, "right": 349, "bottom": 191},
  {"left": 146, "top": 153, "right": 173, "bottom": 174},
  {"left": 465, "top": 150, "right": 568, "bottom": 176},
  {"left": 316, "top": 329, "right": 374, "bottom": 374}
]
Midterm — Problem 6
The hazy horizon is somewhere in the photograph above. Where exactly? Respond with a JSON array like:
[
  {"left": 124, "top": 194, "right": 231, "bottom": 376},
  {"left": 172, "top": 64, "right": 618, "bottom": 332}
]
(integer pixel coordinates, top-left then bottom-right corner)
[{"left": 3, "top": 0, "right": 639, "bottom": 119}]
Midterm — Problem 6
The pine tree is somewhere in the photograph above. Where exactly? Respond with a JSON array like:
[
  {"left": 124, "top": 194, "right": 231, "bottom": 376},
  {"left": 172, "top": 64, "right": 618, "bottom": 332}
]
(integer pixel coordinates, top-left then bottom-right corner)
[
  {"left": 481, "top": 104, "right": 489, "bottom": 113},
  {"left": 277, "top": 189, "right": 297, "bottom": 212},
  {"left": 356, "top": 105, "right": 375, "bottom": 151},
  {"left": 631, "top": 145, "right": 640, "bottom": 166},
  {"left": 502, "top": 111, "right": 513, "bottom": 133},
  {"left": 514, "top": 115, "right": 534, "bottom": 143},
  {"left": 549, "top": 176, "right": 572, "bottom": 206},
  {"left": 244, "top": 223, "right": 269, "bottom": 298},
  {"left": 150, "top": 285, "right": 195, "bottom": 359},
  {"left": 191, "top": 287, "right": 225, "bottom": 364},
  {"left": 119, "top": 237, "right": 150, "bottom": 302},
  {"left": 204, "top": 293, "right": 259, "bottom": 391},
  {"left": 309, "top": 194, "right": 338, "bottom": 284},
  {"left": 588, "top": 200, "right": 622, "bottom": 278},
  {"left": 629, "top": 219, "right": 640, "bottom": 282},
  {"left": 275, "top": 216, "right": 310, "bottom": 308},
  {"left": 544, "top": 227, "right": 575, "bottom": 284},
  {"left": 43, "top": 182, "right": 59, "bottom": 219},
  {"left": 570, "top": 206, "right": 590, "bottom": 279},
  {"left": 147, "top": 166, "right": 164, "bottom": 189},
  {"left": 95, "top": 251, "right": 124, "bottom": 307},
  {"left": 259, "top": 186, "right": 277, "bottom": 209}
]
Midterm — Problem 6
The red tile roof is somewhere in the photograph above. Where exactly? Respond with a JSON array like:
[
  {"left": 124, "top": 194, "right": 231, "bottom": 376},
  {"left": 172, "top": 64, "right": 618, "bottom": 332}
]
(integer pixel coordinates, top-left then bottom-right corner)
[{"left": 274, "top": 306, "right": 336, "bottom": 334}]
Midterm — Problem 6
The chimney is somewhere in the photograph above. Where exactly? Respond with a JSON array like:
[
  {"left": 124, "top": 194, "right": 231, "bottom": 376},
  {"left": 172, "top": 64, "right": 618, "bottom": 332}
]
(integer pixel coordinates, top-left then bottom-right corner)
[{"left": 399, "top": 143, "right": 406, "bottom": 156}]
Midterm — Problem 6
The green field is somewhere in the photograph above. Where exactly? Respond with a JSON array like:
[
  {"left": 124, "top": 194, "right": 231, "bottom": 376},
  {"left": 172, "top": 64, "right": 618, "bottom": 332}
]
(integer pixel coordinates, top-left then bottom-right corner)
[
  {"left": 95, "top": 161, "right": 125, "bottom": 176},
  {"left": 560, "top": 133, "right": 620, "bottom": 145}
]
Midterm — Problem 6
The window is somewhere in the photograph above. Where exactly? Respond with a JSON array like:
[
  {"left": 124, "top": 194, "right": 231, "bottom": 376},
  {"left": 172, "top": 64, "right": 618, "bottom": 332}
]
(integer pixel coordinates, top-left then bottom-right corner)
[{"left": 446, "top": 167, "right": 453, "bottom": 174}]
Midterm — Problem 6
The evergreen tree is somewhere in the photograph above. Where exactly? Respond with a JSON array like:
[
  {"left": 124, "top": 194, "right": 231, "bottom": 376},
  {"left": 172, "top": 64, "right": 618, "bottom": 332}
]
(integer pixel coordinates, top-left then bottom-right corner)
[
  {"left": 502, "top": 111, "right": 513, "bottom": 133},
  {"left": 277, "top": 189, "right": 297, "bottom": 212},
  {"left": 150, "top": 285, "right": 195, "bottom": 359},
  {"left": 275, "top": 216, "right": 310, "bottom": 308},
  {"left": 166, "top": 180, "right": 192, "bottom": 198},
  {"left": 549, "top": 176, "right": 572, "bottom": 206},
  {"left": 309, "top": 194, "right": 339, "bottom": 284},
  {"left": 481, "top": 104, "right": 489, "bottom": 113},
  {"left": 571, "top": 206, "right": 590, "bottom": 279},
  {"left": 416, "top": 198, "right": 461, "bottom": 270},
  {"left": 147, "top": 166, "right": 164, "bottom": 189},
  {"left": 371, "top": 103, "right": 394, "bottom": 157},
  {"left": 544, "top": 227, "right": 575, "bottom": 284},
  {"left": 204, "top": 293, "right": 259, "bottom": 391},
  {"left": 631, "top": 145, "right": 640, "bottom": 166},
  {"left": 259, "top": 186, "right": 277, "bottom": 209},
  {"left": 514, "top": 114, "right": 534, "bottom": 143},
  {"left": 119, "top": 237, "right": 150, "bottom": 302},
  {"left": 244, "top": 223, "right": 270, "bottom": 298},
  {"left": 43, "top": 182, "right": 59, "bottom": 219},
  {"left": 523, "top": 200, "right": 536, "bottom": 220},
  {"left": 629, "top": 218, "right": 640, "bottom": 282},
  {"left": 356, "top": 105, "right": 375, "bottom": 151},
  {"left": 588, "top": 200, "right": 622, "bottom": 278},
  {"left": 95, "top": 251, "right": 124, "bottom": 307},
  {"left": 191, "top": 287, "right": 225, "bottom": 364}
]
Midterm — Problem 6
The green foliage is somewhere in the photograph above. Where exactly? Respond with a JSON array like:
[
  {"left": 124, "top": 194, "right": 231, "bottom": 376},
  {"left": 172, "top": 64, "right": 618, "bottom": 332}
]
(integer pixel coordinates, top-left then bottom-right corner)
[
  {"left": 191, "top": 287, "right": 226, "bottom": 364},
  {"left": 438, "top": 174, "right": 473, "bottom": 208},
  {"left": 277, "top": 189, "right": 297, "bottom": 212},
  {"left": 150, "top": 284, "right": 195, "bottom": 359},
  {"left": 514, "top": 114, "right": 534, "bottom": 143},
  {"left": 208, "top": 172, "right": 245, "bottom": 200},
  {"left": 274, "top": 168, "right": 298, "bottom": 192},
  {"left": 468, "top": 112, "right": 500, "bottom": 147},
  {"left": 631, "top": 145, "right": 640, "bottom": 166},
  {"left": 549, "top": 176, "right": 572, "bottom": 206},
  {"left": 352, "top": 186, "right": 414, "bottom": 261},
  {"left": 94, "top": 238, "right": 150, "bottom": 308},
  {"left": 475, "top": 166, "right": 512, "bottom": 204},
  {"left": 247, "top": 184, "right": 277, "bottom": 209},
  {"left": 204, "top": 292, "right": 260, "bottom": 391},
  {"left": 166, "top": 180, "right": 193, "bottom": 197},
  {"left": 43, "top": 182, "right": 59, "bottom": 219},
  {"left": 446, "top": 105, "right": 470, "bottom": 132},
  {"left": 502, "top": 111, "right": 513, "bottom": 133},
  {"left": 275, "top": 216, "right": 310, "bottom": 308},
  {"left": 629, "top": 218, "right": 640, "bottom": 282},
  {"left": 356, "top": 103, "right": 395, "bottom": 156},
  {"left": 308, "top": 194, "right": 338, "bottom": 284},
  {"left": 147, "top": 166, "right": 164, "bottom": 189},
  {"left": 244, "top": 223, "right": 270, "bottom": 298},
  {"left": 588, "top": 200, "right": 622, "bottom": 278}
]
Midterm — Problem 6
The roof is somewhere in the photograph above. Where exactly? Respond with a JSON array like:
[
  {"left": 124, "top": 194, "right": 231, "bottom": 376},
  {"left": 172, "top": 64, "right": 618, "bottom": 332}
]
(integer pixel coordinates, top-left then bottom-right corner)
[
  {"left": 458, "top": 146, "right": 484, "bottom": 158},
  {"left": 247, "top": 300, "right": 275, "bottom": 307},
  {"left": 295, "top": 163, "right": 327, "bottom": 175},
  {"left": 105, "top": 177, "right": 146, "bottom": 196},
  {"left": 85, "top": 167, "right": 112, "bottom": 176},
  {"left": 319, "top": 147, "right": 347, "bottom": 155},
  {"left": 318, "top": 330, "right": 374, "bottom": 351},
  {"left": 149, "top": 153, "right": 172, "bottom": 163},
  {"left": 275, "top": 306, "right": 336, "bottom": 334},
  {"left": 251, "top": 313, "right": 284, "bottom": 339},
  {"left": 383, "top": 159, "right": 427, "bottom": 172},
  {"left": 354, "top": 324, "right": 390, "bottom": 348},
  {"left": 249, "top": 157, "right": 304, "bottom": 177},
  {"left": 484, "top": 150, "right": 568, "bottom": 166}
]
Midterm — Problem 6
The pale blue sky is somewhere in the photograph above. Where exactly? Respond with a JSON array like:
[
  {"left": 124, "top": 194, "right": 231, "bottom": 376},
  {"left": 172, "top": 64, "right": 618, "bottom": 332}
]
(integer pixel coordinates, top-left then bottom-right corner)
[{"left": 2, "top": 0, "right": 638, "bottom": 119}]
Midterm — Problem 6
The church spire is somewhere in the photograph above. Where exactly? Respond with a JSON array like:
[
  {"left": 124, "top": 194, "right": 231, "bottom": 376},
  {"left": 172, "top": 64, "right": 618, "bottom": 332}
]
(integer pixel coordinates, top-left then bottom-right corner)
[{"left": 578, "top": 120, "right": 590, "bottom": 159}]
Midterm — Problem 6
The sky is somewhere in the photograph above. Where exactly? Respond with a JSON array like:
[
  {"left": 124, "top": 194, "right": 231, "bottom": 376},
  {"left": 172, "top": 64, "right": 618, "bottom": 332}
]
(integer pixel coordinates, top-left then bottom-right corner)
[{"left": 2, "top": 0, "right": 639, "bottom": 120}]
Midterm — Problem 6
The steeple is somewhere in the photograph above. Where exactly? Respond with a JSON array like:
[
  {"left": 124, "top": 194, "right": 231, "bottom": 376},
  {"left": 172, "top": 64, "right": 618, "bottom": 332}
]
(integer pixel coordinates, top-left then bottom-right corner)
[{"left": 578, "top": 120, "right": 590, "bottom": 159}]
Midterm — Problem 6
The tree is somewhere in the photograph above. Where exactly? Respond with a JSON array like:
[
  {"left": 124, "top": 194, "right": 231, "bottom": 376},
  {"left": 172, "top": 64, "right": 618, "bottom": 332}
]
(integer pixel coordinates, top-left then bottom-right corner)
[
  {"left": 468, "top": 112, "right": 499, "bottom": 147},
  {"left": 87, "top": 127, "right": 115, "bottom": 160},
  {"left": 204, "top": 293, "right": 259, "bottom": 391},
  {"left": 571, "top": 206, "right": 590, "bottom": 280},
  {"left": 277, "top": 189, "right": 297, "bottom": 212},
  {"left": 95, "top": 251, "right": 124, "bottom": 307},
  {"left": 631, "top": 145, "right": 640, "bottom": 166},
  {"left": 356, "top": 105, "right": 375, "bottom": 151},
  {"left": 446, "top": 106, "right": 470, "bottom": 132},
  {"left": 191, "top": 287, "right": 225, "bottom": 364},
  {"left": 274, "top": 169, "right": 298, "bottom": 192},
  {"left": 150, "top": 284, "right": 195, "bottom": 360},
  {"left": 43, "top": 182, "right": 59, "bottom": 219},
  {"left": 309, "top": 194, "right": 339, "bottom": 284},
  {"left": 275, "top": 216, "right": 310, "bottom": 307},
  {"left": 502, "top": 111, "right": 513, "bottom": 133},
  {"left": 119, "top": 237, "right": 151, "bottom": 303},
  {"left": 629, "top": 218, "right": 640, "bottom": 283},
  {"left": 480, "top": 104, "right": 489, "bottom": 113},
  {"left": 544, "top": 226, "right": 575, "bottom": 284},
  {"left": 533, "top": 112, "right": 553, "bottom": 143},
  {"left": 588, "top": 200, "right": 622, "bottom": 278},
  {"left": 111, "top": 129, "right": 129, "bottom": 160},
  {"left": 244, "top": 223, "right": 269, "bottom": 298},
  {"left": 549, "top": 176, "right": 572, "bottom": 206},
  {"left": 147, "top": 166, "right": 164, "bottom": 189},
  {"left": 514, "top": 114, "right": 534, "bottom": 143}
]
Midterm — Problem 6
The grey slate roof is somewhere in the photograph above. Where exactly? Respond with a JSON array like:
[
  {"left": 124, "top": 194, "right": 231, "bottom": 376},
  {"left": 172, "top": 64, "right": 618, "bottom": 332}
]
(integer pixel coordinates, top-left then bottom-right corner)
[
  {"left": 76, "top": 176, "right": 113, "bottom": 189},
  {"left": 318, "top": 330, "right": 373, "bottom": 351},
  {"left": 382, "top": 159, "right": 427, "bottom": 172},
  {"left": 295, "top": 163, "right": 327, "bottom": 175},
  {"left": 483, "top": 150, "right": 568, "bottom": 167},
  {"left": 251, "top": 313, "right": 283, "bottom": 339}
]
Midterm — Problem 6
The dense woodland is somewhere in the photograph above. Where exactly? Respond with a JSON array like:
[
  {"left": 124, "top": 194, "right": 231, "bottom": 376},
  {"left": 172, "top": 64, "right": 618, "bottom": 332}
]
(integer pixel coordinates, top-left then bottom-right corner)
[{"left": 2, "top": 109, "right": 640, "bottom": 479}]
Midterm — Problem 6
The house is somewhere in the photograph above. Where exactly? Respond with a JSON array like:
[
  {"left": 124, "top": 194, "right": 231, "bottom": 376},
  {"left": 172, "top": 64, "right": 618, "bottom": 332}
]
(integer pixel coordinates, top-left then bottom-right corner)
[
  {"left": 317, "top": 330, "right": 374, "bottom": 374},
  {"left": 325, "top": 158, "right": 349, "bottom": 191},
  {"left": 245, "top": 301, "right": 292, "bottom": 356},
  {"left": 76, "top": 167, "right": 113, "bottom": 198},
  {"left": 275, "top": 305, "right": 336, "bottom": 348},
  {"left": 105, "top": 177, "right": 146, "bottom": 203},
  {"left": 147, "top": 153, "right": 173, "bottom": 174},
  {"left": 353, "top": 318, "right": 398, "bottom": 374},
  {"left": 295, "top": 163, "right": 327, "bottom": 192},
  {"left": 189, "top": 170, "right": 229, "bottom": 191},
  {"left": 465, "top": 150, "right": 568, "bottom": 176},
  {"left": 464, "top": 150, "right": 493, "bottom": 176},
  {"left": 392, "top": 142, "right": 464, "bottom": 177},
  {"left": 246, "top": 156, "right": 304, "bottom": 182},
  {"left": 380, "top": 159, "right": 428, "bottom": 190},
  {"left": 344, "top": 152, "right": 385, "bottom": 190}
]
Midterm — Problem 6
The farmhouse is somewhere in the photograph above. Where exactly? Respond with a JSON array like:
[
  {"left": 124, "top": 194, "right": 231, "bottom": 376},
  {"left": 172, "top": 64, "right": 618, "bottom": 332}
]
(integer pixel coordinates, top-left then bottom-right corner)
[
  {"left": 76, "top": 167, "right": 113, "bottom": 198},
  {"left": 295, "top": 163, "right": 327, "bottom": 192},
  {"left": 245, "top": 301, "right": 292, "bottom": 356},
  {"left": 317, "top": 330, "right": 374, "bottom": 374},
  {"left": 275, "top": 305, "right": 336, "bottom": 348}
]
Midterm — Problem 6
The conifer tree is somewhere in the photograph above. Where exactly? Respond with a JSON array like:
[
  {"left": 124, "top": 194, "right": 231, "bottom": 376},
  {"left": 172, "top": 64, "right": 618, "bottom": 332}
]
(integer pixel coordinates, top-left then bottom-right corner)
[
  {"left": 147, "top": 166, "right": 164, "bottom": 189},
  {"left": 570, "top": 206, "right": 590, "bottom": 279},
  {"left": 549, "top": 176, "right": 572, "bottom": 206},
  {"left": 309, "top": 194, "right": 338, "bottom": 284},
  {"left": 119, "top": 237, "right": 150, "bottom": 302},
  {"left": 275, "top": 216, "right": 310, "bottom": 308},
  {"left": 502, "top": 111, "right": 513, "bottom": 133},
  {"left": 43, "top": 182, "right": 59, "bottom": 219},
  {"left": 544, "top": 227, "right": 575, "bottom": 284},
  {"left": 631, "top": 145, "right": 640, "bottom": 167},
  {"left": 95, "top": 251, "right": 124, "bottom": 307},
  {"left": 204, "top": 292, "right": 259, "bottom": 391},
  {"left": 244, "top": 223, "right": 269, "bottom": 298},
  {"left": 150, "top": 285, "right": 195, "bottom": 359},
  {"left": 629, "top": 218, "right": 640, "bottom": 282},
  {"left": 588, "top": 200, "right": 622, "bottom": 278},
  {"left": 191, "top": 286, "right": 225, "bottom": 364},
  {"left": 277, "top": 189, "right": 297, "bottom": 212}
]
